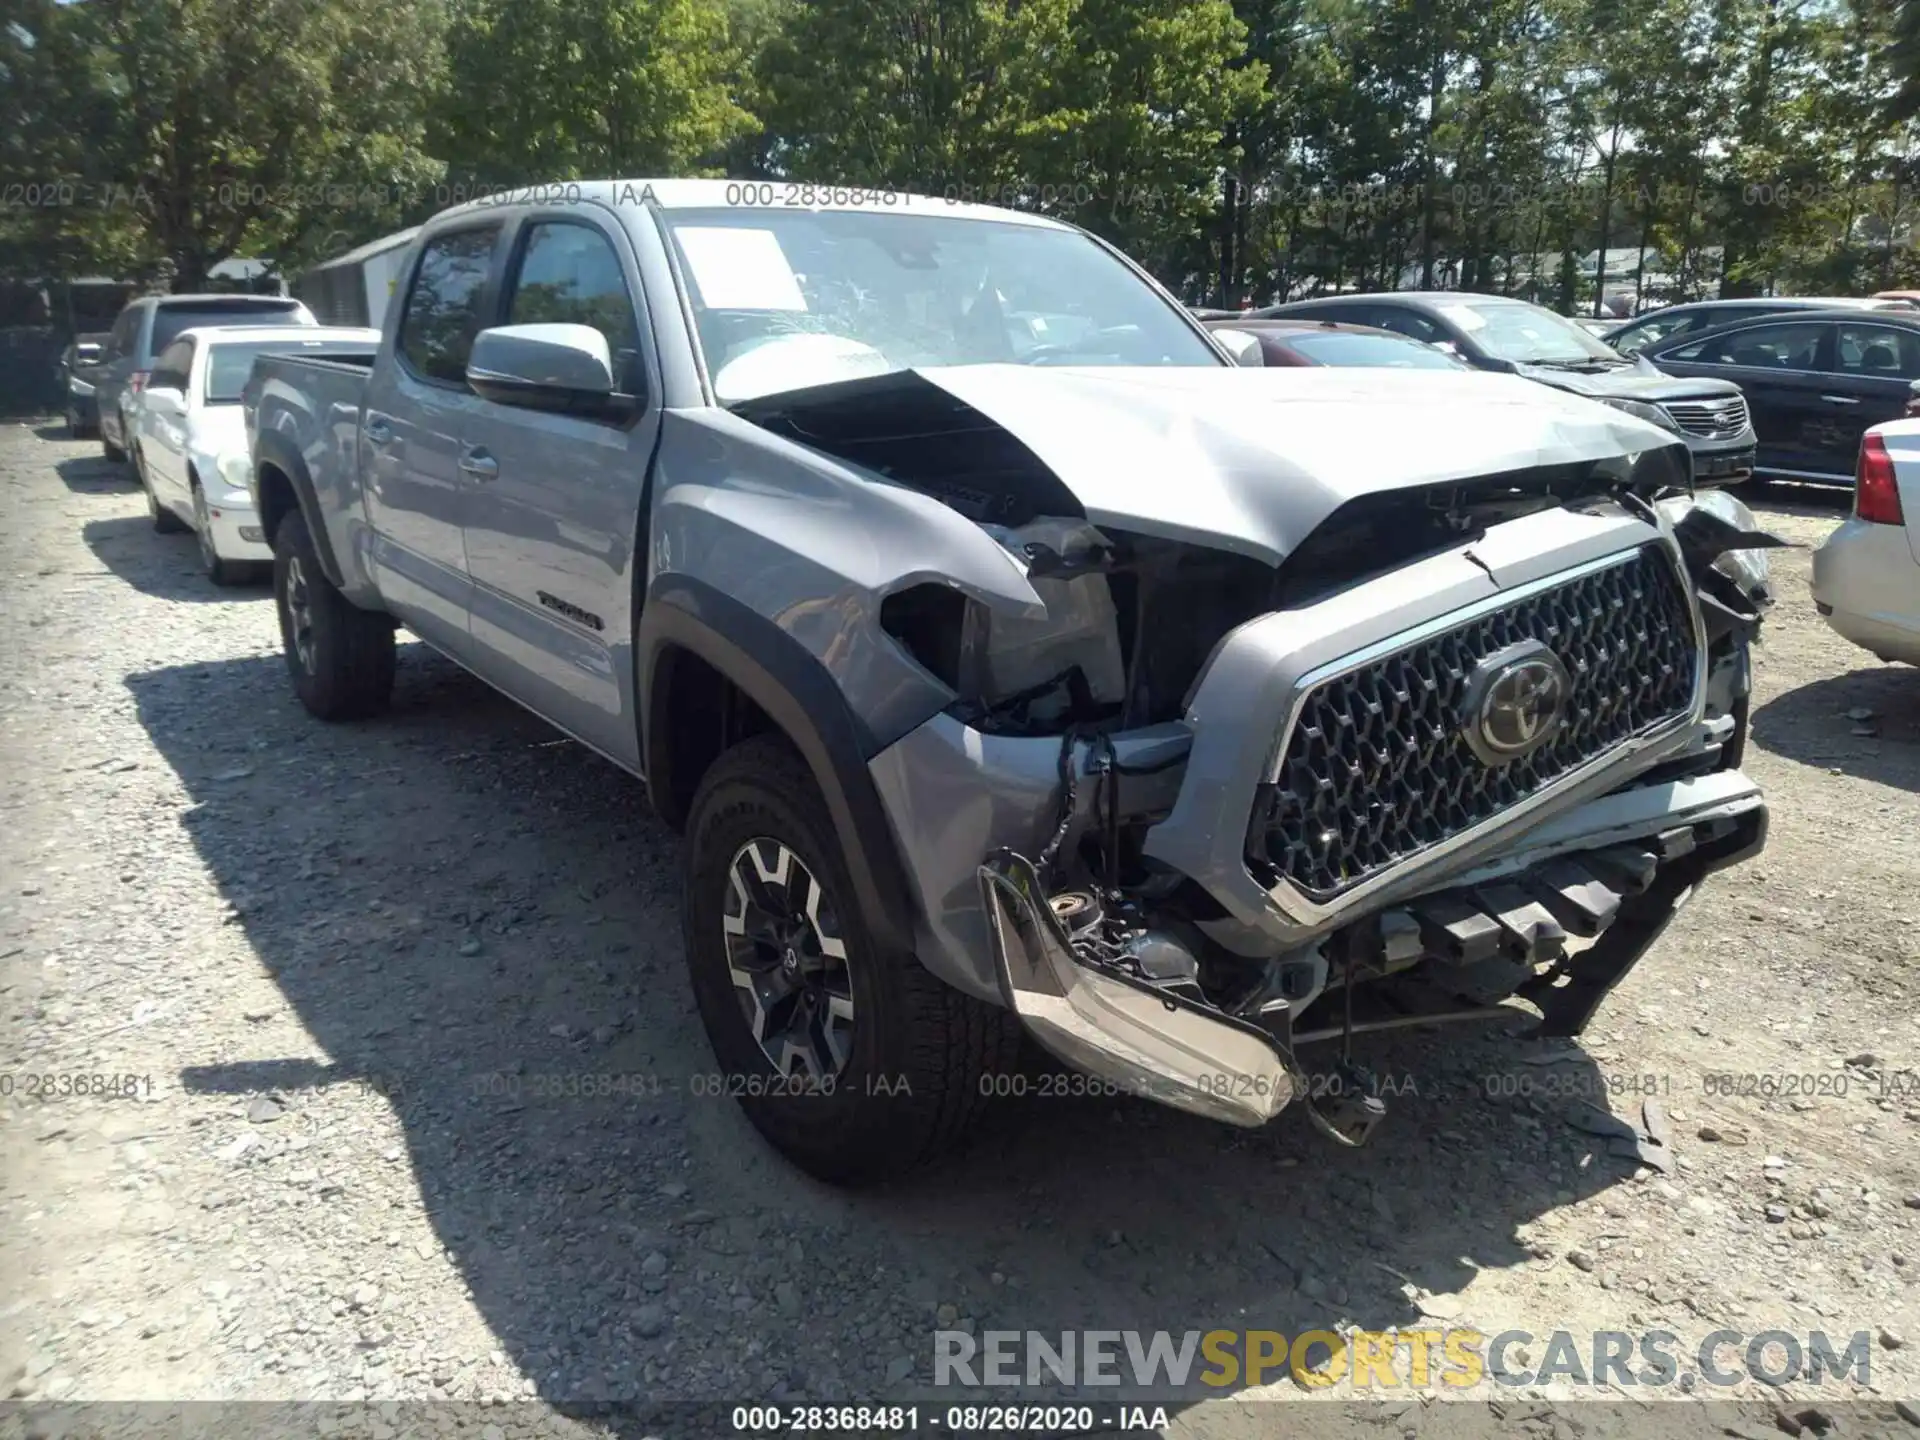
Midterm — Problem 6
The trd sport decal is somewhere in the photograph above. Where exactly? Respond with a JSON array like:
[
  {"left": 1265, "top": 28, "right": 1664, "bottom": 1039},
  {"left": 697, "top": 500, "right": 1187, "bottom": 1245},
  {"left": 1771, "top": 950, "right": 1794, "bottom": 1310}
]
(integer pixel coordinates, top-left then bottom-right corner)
[{"left": 535, "top": 591, "right": 605, "bottom": 632}]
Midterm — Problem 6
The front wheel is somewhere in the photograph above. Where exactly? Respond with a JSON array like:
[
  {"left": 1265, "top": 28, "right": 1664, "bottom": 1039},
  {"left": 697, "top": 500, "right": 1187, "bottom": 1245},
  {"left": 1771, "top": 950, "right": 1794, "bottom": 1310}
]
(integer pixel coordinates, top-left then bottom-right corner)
[
  {"left": 272, "top": 509, "right": 395, "bottom": 720},
  {"left": 140, "top": 453, "right": 186, "bottom": 533},
  {"left": 193, "top": 482, "right": 250, "bottom": 587},
  {"left": 682, "top": 735, "right": 1017, "bottom": 1184}
]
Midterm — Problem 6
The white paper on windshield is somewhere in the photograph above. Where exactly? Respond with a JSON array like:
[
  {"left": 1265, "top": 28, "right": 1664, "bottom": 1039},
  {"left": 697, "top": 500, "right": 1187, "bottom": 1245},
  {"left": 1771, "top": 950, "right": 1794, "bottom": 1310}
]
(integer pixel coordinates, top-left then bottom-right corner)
[
  {"left": 1437, "top": 304, "right": 1488, "bottom": 331},
  {"left": 676, "top": 227, "right": 808, "bottom": 311}
]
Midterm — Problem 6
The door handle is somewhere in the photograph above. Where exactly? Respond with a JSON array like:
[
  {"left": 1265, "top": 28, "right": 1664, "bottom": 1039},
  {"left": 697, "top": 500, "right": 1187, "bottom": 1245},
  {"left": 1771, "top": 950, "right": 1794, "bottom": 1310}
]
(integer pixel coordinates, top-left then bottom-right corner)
[
  {"left": 459, "top": 447, "right": 499, "bottom": 480},
  {"left": 364, "top": 416, "right": 393, "bottom": 445},
  {"left": 1819, "top": 394, "right": 1860, "bottom": 405}
]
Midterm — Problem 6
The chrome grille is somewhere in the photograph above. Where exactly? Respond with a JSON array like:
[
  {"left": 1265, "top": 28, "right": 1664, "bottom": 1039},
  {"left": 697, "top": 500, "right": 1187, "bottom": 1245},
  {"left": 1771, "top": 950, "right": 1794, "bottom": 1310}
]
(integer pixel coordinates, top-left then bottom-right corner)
[
  {"left": 1246, "top": 547, "right": 1698, "bottom": 901},
  {"left": 1659, "top": 395, "right": 1749, "bottom": 439}
]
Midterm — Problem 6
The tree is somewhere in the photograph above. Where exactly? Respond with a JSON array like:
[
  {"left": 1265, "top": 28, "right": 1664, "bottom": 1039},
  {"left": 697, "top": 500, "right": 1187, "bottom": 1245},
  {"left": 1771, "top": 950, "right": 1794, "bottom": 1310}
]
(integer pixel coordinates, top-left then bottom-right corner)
[
  {"left": 433, "top": 0, "right": 753, "bottom": 185},
  {"left": 5, "top": 0, "right": 447, "bottom": 290}
]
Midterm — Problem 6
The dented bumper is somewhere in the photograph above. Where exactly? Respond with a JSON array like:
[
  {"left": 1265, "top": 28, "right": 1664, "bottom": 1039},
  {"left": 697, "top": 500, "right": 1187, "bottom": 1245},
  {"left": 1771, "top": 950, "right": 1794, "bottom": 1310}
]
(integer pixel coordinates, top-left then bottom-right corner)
[{"left": 977, "top": 850, "right": 1301, "bottom": 1128}]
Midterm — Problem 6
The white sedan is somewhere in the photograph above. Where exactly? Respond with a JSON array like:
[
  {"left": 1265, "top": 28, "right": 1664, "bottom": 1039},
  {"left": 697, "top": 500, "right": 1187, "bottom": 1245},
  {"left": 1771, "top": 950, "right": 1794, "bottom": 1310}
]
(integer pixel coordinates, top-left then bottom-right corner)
[
  {"left": 1812, "top": 416, "right": 1920, "bottom": 666},
  {"left": 129, "top": 324, "right": 379, "bottom": 585}
]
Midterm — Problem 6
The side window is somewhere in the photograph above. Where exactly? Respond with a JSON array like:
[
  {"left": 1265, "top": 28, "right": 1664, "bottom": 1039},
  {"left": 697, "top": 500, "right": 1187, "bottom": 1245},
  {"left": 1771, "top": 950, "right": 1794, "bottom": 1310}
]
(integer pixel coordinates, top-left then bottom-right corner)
[
  {"left": 1615, "top": 313, "right": 1695, "bottom": 356},
  {"left": 1692, "top": 321, "right": 1825, "bottom": 370},
  {"left": 150, "top": 340, "right": 193, "bottom": 391},
  {"left": 397, "top": 226, "right": 501, "bottom": 385},
  {"left": 1369, "top": 308, "right": 1443, "bottom": 343},
  {"left": 1834, "top": 324, "right": 1920, "bottom": 380},
  {"left": 505, "top": 221, "right": 642, "bottom": 389}
]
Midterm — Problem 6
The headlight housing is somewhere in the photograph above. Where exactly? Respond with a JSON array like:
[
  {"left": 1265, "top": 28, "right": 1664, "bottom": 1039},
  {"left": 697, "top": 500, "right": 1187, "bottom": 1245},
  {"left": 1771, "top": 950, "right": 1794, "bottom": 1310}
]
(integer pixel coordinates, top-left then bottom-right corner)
[
  {"left": 1599, "top": 396, "right": 1680, "bottom": 433},
  {"left": 217, "top": 452, "right": 254, "bottom": 492},
  {"left": 68, "top": 376, "right": 96, "bottom": 397}
]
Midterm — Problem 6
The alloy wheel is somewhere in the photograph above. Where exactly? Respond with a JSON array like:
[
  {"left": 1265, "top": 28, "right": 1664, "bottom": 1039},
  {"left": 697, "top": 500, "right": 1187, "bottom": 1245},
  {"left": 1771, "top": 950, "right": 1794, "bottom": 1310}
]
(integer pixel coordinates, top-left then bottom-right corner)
[
  {"left": 721, "top": 838, "right": 855, "bottom": 1081},
  {"left": 282, "top": 554, "right": 316, "bottom": 673}
]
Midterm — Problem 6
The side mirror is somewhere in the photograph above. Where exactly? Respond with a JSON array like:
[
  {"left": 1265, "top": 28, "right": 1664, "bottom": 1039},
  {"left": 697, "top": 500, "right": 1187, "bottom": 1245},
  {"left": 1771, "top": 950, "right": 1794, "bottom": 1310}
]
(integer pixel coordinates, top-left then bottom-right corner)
[
  {"left": 1908, "top": 378, "right": 1920, "bottom": 417},
  {"left": 1211, "top": 328, "right": 1265, "bottom": 367},
  {"left": 468, "top": 323, "right": 635, "bottom": 419}
]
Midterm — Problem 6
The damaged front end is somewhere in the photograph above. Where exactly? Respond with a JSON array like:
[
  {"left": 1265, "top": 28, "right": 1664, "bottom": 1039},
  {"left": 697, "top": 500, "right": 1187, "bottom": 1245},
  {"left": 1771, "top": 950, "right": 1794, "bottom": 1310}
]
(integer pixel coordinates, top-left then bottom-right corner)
[{"left": 746, "top": 366, "right": 1776, "bottom": 1144}]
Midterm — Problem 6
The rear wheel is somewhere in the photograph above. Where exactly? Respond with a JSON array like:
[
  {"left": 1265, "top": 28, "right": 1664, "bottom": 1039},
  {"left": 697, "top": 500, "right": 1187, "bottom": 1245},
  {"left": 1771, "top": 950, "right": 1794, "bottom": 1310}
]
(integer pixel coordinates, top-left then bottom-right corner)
[
  {"left": 272, "top": 509, "right": 395, "bottom": 720},
  {"left": 682, "top": 735, "right": 1017, "bottom": 1184}
]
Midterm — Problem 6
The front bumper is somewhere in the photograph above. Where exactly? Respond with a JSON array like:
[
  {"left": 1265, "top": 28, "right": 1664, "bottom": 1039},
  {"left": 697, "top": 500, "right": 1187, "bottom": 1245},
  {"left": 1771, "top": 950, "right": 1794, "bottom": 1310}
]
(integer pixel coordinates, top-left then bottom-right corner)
[
  {"left": 203, "top": 489, "right": 273, "bottom": 563},
  {"left": 1811, "top": 517, "right": 1920, "bottom": 666},
  {"left": 871, "top": 507, "right": 1768, "bottom": 1129},
  {"left": 1685, "top": 436, "right": 1756, "bottom": 485}
]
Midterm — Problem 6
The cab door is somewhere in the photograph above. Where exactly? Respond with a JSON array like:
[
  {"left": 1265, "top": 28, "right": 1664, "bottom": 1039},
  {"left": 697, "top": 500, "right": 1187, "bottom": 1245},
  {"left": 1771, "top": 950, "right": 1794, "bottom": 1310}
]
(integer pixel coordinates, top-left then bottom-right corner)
[
  {"left": 361, "top": 222, "right": 507, "bottom": 655},
  {"left": 456, "top": 211, "right": 659, "bottom": 767}
]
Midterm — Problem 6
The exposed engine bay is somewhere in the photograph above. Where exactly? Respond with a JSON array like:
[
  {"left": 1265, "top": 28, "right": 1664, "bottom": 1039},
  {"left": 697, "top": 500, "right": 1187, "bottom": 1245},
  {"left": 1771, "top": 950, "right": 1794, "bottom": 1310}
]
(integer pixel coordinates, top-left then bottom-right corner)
[{"left": 742, "top": 367, "right": 1780, "bottom": 1144}]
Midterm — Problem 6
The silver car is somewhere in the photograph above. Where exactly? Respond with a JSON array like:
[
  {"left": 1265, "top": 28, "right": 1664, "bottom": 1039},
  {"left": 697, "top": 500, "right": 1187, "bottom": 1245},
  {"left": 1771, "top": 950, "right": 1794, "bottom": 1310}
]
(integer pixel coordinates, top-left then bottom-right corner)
[{"left": 1812, "top": 415, "right": 1920, "bottom": 665}]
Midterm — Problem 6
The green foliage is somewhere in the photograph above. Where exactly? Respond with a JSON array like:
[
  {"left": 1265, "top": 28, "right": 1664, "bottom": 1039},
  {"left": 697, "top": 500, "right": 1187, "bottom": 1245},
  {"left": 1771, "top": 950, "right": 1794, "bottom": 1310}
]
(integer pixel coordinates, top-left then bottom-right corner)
[
  {"left": 433, "top": 0, "right": 754, "bottom": 185},
  {"left": 2, "top": 0, "right": 446, "bottom": 289},
  {"left": 4, "top": 0, "right": 1915, "bottom": 302}
]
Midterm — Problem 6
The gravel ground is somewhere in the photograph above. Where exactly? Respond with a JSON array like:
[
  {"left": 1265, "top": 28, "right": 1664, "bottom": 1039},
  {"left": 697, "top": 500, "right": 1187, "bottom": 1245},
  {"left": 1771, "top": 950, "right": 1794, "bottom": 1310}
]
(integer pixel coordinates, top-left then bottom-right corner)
[{"left": 2, "top": 419, "right": 1917, "bottom": 1437}]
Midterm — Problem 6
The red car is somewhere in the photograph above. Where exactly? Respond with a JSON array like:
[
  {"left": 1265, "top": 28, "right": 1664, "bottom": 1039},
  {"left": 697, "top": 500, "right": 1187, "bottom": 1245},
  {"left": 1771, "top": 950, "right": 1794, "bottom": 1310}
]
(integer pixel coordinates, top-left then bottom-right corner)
[{"left": 1204, "top": 317, "right": 1471, "bottom": 370}]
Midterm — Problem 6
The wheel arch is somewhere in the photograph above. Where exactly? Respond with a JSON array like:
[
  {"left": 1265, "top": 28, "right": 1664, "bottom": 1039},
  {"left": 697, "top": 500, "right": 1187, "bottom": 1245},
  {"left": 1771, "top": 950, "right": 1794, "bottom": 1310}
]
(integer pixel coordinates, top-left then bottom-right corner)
[
  {"left": 638, "top": 574, "right": 919, "bottom": 961},
  {"left": 251, "top": 432, "right": 345, "bottom": 588}
]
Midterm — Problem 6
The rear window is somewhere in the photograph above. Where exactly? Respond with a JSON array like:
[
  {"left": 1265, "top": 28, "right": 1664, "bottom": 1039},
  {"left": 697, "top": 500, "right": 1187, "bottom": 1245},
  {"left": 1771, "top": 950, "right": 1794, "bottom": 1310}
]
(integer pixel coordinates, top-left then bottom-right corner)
[
  {"left": 203, "top": 338, "right": 378, "bottom": 404},
  {"left": 151, "top": 300, "right": 306, "bottom": 352},
  {"left": 1282, "top": 330, "right": 1465, "bottom": 368}
]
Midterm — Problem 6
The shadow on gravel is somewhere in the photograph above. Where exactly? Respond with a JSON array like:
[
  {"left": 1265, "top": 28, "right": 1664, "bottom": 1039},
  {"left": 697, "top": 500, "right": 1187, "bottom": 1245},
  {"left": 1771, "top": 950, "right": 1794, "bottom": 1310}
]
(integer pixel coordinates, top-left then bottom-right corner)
[
  {"left": 55, "top": 452, "right": 131, "bottom": 494},
  {"left": 1753, "top": 667, "right": 1920, "bottom": 791},
  {"left": 132, "top": 648, "right": 1645, "bottom": 1420},
  {"left": 82, "top": 514, "right": 269, "bottom": 603}
]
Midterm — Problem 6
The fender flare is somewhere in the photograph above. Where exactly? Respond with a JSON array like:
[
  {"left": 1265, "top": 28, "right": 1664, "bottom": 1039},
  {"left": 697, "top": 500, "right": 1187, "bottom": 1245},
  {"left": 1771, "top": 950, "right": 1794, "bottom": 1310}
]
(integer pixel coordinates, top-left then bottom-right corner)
[
  {"left": 251, "top": 430, "right": 346, "bottom": 588},
  {"left": 638, "top": 574, "right": 919, "bottom": 961}
]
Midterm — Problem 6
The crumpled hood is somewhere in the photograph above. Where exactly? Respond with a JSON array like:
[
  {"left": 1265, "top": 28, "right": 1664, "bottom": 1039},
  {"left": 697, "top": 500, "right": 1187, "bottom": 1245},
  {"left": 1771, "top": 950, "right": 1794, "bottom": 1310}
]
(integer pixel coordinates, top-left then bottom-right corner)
[{"left": 739, "top": 364, "right": 1688, "bottom": 567}]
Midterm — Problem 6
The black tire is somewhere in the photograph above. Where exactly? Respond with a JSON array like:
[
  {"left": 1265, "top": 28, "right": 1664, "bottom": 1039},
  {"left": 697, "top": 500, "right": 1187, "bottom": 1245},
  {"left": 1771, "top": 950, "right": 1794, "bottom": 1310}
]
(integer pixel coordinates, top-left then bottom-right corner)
[
  {"left": 102, "top": 429, "right": 126, "bottom": 463},
  {"left": 140, "top": 454, "right": 187, "bottom": 534},
  {"left": 193, "top": 481, "right": 248, "bottom": 587},
  {"left": 272, "top": 508, "right": 395, "bottom": 720},
  {"left": 683, "top": 735, "right": 1018, "bottom": 1184},
  {"left": 68, "top": 411, "right": 95, "bottom": 440}
]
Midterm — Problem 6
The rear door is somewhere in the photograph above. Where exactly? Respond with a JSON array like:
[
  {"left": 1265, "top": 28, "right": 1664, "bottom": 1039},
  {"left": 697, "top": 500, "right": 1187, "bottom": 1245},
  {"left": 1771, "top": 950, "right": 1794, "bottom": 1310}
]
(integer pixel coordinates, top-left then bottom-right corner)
[
  {"left": 458, "top": 210, "right": 658, "bottom": 766},
  {"left": 1654, "top": 319, "right": 1841, "bottom": 480},
  {"left": 1824, "top": 322, "right": 1920, "bottom": 474},
  {"left": 361, "top": 222, "right": 508, "bottom": 653}
]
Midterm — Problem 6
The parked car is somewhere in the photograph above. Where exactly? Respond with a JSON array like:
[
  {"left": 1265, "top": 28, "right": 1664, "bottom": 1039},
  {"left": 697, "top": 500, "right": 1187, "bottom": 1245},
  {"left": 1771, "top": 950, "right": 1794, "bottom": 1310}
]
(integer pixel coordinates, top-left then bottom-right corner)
[
  {"left": 1811, "top": 418, "right": 1920, "bottom": 666},
  {"left": 1872, "top": 291, "right": 1920, "bottom": 309},
  {"left": 94, "top": 294, "right": 315, "bottom": 463},
  {"left": 1202, "top": 317, "right": 1470, "bottom": 369},
  {"left": 1575, "top": 317, "right": 1626, "bottom": 339},
  {"left": 1256, "top": 292, "right": 1758, "bottom": 485},
  {"left": 129, "top": 325, "right": 379, "bottom": 585},
  {"left": 245, "top": 180, "right": 1768, "bottom": 1183},
  {"left": 1607, "top": 297, "right": 1914, "bottom": 358},
  {"left": 1640, "top": 310, "right": 1920, "bottom": 487},
  {"left": 58, "top": 332, "right": 111, "bottom": 437}
]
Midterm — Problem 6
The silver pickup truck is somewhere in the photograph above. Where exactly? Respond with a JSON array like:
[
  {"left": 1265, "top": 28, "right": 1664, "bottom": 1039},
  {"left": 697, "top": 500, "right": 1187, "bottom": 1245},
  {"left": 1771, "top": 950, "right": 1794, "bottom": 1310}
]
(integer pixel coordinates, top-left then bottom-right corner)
[{"left": 245, "top": 180, "right": 1773, "bottom": 1184}]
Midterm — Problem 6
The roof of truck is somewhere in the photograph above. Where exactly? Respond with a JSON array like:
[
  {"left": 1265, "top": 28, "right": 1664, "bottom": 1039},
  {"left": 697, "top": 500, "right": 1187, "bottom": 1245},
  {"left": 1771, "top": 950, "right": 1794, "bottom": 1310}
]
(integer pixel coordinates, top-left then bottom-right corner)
[{"left": 434, "top": 178, "right": 1073, "bottom": 230}]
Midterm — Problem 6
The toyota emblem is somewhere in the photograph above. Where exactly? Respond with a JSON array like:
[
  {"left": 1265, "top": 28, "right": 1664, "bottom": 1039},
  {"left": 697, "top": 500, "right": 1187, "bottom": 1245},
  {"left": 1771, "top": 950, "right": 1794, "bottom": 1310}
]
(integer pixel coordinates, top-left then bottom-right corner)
[{"left": 1460, "top": 640, "right": 1572, "bottom": 766}]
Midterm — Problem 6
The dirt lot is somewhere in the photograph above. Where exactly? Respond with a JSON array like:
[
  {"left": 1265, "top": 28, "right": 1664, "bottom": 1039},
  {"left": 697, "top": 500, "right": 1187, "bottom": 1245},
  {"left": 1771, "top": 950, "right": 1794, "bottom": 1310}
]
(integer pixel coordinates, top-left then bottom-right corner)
[{"left": 1, "top": 419, "right": 1917, "bottom": 1437}]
